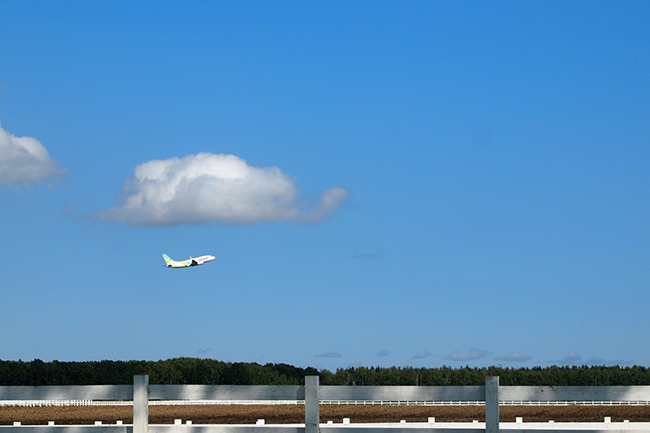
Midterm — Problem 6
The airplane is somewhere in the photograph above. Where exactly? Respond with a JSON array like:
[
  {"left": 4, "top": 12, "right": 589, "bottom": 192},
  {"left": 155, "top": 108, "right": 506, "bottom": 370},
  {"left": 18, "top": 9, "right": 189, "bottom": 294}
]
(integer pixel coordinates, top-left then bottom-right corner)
[{"left": 163, "top": 253, "right": 216, "bottom": 268}]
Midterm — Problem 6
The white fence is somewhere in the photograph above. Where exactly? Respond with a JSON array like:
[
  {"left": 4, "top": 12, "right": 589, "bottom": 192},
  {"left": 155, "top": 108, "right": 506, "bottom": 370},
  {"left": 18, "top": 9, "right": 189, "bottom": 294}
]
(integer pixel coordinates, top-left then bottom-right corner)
[
  {"left": 5, "top": 400, "right": 650, "bottom": 408},
  {"left": 0, "top": 400, "right": 304, "bottom": 408},
  {"left": 1, "top": 376, "right": 650, "bottom": 433}
]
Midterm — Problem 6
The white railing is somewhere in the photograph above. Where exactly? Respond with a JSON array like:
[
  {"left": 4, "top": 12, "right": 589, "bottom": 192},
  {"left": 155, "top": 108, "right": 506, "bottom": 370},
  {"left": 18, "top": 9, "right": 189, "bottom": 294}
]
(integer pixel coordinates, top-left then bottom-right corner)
[
  {"left": 0, "top": 399, "right": 477, "bottom": 408},
  {"left": 1, "top": 376, "right": 650, "bottom": 433},
  {"left": 0, "top": 400, "right": 305, "bottom": 407},
  {"left": 5, "top": 399, "right": 650, "bottom": 408}
]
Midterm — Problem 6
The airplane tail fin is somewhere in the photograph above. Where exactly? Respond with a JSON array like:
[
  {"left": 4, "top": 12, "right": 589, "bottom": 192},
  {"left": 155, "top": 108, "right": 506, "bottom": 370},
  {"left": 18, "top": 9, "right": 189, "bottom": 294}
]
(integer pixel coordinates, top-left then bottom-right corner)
[{"left": 163, "top": 254, "right": 174, "bottom": 263}]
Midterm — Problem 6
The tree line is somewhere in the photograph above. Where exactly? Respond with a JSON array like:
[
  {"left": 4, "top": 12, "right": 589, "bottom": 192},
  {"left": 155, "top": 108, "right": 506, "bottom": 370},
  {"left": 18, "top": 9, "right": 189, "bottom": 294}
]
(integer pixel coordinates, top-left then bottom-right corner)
[{"left": 1, "top": 358, "right": 649, "bottom": 387}]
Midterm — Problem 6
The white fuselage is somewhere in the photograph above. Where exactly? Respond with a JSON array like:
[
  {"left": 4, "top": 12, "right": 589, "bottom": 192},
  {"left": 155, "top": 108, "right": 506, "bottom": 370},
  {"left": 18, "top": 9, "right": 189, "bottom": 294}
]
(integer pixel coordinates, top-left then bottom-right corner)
[
  {"left": 190, "top": 255, "right": 216, "bottom": 266},
  {"left": 164, "top": 254, "right": 216, "bottom": 268}
]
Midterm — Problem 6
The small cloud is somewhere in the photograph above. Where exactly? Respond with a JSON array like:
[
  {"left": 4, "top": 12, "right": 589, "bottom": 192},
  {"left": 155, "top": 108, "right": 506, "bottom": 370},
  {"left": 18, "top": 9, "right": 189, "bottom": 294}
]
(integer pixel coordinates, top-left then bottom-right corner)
[
  {"left": 302, "top": 187, "right": 349, "bottom": 223},
  {"left": 348, "top": 249, "right": 386, "bottom": 260},
  {"left": 495, "top": 352, "right": 531, "bottom": 362},
  {"left": 548, "top": 352, "right": 631, "bottom": 367},
  {"left": 96, "top": 153, "right": 348, "bottom": 226},
  {"left": 449, "top": 348, "right": 487, "bottom": 361},
  {"left": 584, "top": 357, "right": 631, "bottom": 367},
  {"left": 561, "top": 351, "right": 582, "bottom": 364},
  {"left": 316, "top": 351, "right": 342, "bottom": 358},
  {"left": 0, "top": 123, "right": 66, "bottom": 187},
  {"left": 197, "top": 347, "right": 212, "bottom": 354},
  {"left": 376, "top": 350, "right": 389, "bottom": 357},
  {"left": 412, "top": 350, "right": 430, "bottom": 359},
  {"left": 548, "top": 351, "right": 582, "bottom": 365}
]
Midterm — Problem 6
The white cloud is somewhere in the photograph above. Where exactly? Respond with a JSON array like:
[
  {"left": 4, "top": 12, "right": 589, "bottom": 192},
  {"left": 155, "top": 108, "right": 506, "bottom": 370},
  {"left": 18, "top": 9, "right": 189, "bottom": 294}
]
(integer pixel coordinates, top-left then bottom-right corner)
[
  {"left": 495, "top": 352, "right": 531, "bottom": 362},
  {"left": 548, "top": 351, "right": 582, "bottom": 365},
  {"left": 0, "top": 123, "right": 66, "bottom": 186},
  {"left": 412, "top": 350, "right": 430, "bottom": 359},
  {"left": 548, "top": 352, "right": 630, "bottom": 366},
  {"left": 302, "top": 186, "right": 349, "bottom": 223},
  {"left": 97, "top": 153, "right": 349, "bottom": 226},
  {"left": 558, "top": 351, "right": 582, "bottom": 365},
  {"left": 449, "top": 348, "right": 487, "bottom": 361},
  {"left": 584, "top": 357, "right": 630, "bottom": 366}
]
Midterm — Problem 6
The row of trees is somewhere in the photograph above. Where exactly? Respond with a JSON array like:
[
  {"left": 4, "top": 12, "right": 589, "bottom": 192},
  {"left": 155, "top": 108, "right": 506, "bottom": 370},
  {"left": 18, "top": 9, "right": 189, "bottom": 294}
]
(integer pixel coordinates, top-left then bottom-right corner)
[
  {"left": 0, "top": 359, "right": 317, "bottom": 386},
  {"left": 1, "top": 358, "right": 649, "bottom": 387},
  {"left": 324, "top": 365, "right": 650, "bottom": 386}
]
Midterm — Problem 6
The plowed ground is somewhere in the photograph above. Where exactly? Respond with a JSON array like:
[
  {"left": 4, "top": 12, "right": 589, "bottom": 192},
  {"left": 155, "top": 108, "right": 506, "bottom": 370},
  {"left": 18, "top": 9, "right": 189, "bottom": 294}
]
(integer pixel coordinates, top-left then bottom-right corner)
[{"left": 3, "top": 405, "right": 650, "bottom": 425}]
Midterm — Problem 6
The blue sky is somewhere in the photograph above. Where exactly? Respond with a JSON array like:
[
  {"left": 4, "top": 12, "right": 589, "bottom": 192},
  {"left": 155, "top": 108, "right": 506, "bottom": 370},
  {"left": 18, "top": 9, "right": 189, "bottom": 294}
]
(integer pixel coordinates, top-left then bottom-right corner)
[{"left": 1, "top": 1, "right": 649, "bottom": 371}]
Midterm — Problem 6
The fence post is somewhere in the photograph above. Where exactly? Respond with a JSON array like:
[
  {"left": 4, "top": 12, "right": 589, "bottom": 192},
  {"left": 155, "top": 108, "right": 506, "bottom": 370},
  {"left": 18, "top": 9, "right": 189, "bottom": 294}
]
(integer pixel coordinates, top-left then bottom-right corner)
[
  {"left": 305, "top": 376, "right": 319, "bottom": 433},
  {"left": 485, "top": 376, "right": 499, "bottom": 433},
  {"left": 134, "top": 375, "right": 149, "bottom": 433}
]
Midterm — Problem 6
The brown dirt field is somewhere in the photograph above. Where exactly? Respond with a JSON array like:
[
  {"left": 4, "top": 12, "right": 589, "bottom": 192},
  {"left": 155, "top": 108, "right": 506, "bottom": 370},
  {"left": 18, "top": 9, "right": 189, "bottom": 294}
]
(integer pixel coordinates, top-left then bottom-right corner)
[{"left": 2, "top": 405, "right": 650, "bottom": 425}]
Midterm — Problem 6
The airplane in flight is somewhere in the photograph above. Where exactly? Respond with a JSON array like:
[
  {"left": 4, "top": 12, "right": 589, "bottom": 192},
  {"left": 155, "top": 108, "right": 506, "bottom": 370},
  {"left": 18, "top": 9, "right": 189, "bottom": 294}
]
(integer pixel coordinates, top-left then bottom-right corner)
[{"left": 163, "top": 254, "right": 216, "bottom": 268}]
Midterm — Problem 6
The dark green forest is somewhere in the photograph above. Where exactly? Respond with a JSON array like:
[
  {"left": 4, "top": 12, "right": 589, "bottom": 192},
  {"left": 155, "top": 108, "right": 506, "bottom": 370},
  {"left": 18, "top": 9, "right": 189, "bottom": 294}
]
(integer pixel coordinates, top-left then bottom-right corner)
[{"left": 2, "top": 359, "right": 650, "bottom": 387}]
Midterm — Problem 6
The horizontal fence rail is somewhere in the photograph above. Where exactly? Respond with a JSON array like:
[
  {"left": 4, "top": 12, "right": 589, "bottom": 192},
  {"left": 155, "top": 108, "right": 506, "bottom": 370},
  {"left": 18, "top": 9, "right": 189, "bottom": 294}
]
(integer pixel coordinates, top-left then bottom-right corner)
[
  {"left": 147, "top": 385, "right": 305, "bottom": 401},
  {"left": 499, "top": 386, "right": 650, "bottom": 402},
  {"left": 319, "top": 386, "right": 488, "bottom": 403},
  {"left": 1, "top": 376, "right": 650, "bottom": 433},
  {"left": 0, "top": 385, "right": 133, "bottom": 401},
  {"left": 5, "top": 400, "right": 650, "bottom": 408}
]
